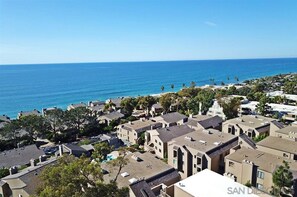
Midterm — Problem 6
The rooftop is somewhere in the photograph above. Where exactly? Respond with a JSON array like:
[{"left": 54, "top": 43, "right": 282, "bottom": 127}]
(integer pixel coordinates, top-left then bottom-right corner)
[
  {"left": 100, "top": 111, "right": 124, "bottom": 120},
  {"left": 0, "top": 115, "right": 10, "bottom": 122},
  {"left": 275, "top": 125, "right": 297, "bottom": 135},
  {"left": 170, "top": 129, "right": 238, "bottom": 154},
  {"left": 174, "top": 169, "right": 258, "bottom": 197},
  {"left": 18, "top": 109, "right": 41, "bottom": 117},
  {"left": 102, "top": 152, "right": 175, "bottom": 188},
  {"left": 0, "top": 144, "right": 45, "bottom": 168},
  {"left": 256, "top": 136, "right": 297, "bottom": 154},
  {"left": 187, "top": 115, "right": 223, "bottom": 129},
  {"left": 68, "top": 102, "right": 87, "bottom": 109},
  {"left": 2, "top": 158, "right": 57, "bottom": 195},
  {"left": 152, "top": 112, "right": 187, "bottom": 124},
  {"left": 225, "top": 147, "right": 297, "bottom": 174},
  {"left": 223, "top": 115, "right": 276, "bottom": 129},
  {"left": 149, "top": 125, "right": 195, "bottom": 143},
  {"left": 120, "top": 119, "right": 161, "bottom": 133}
]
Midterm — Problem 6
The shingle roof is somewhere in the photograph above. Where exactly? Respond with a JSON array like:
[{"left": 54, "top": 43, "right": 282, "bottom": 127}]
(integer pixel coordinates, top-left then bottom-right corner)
[
  {"left": 0, "top": 145, "right": 45, "bottom": 168},
  {"left": 155, "top": 125, "right": 195, "bottom": 142},
  {"left": 130, "top": 180, "right": 157, "bottom": 197},
  {"left": 226, "top": 147, "right": 297, "bottom": 173},
  {"left": 197, "top": 115, "right": 223, "bottom": 129},
  {"left": 159, "top": 112, "right": 187, "bottom": 124},
  {"left": 101, "top": 111, "right": 124, "bottom": 120},
  {"left": 239, "top": 133, "right": 257, "bottom": 149},
  {"left": 2, "top": 158, "right": 57, "bottom": 195},
  {"left": 171, "top": 129, "right": 238, "bottom": 154},
  {"left": 256, "top": 136, "right": 297, "bottom": 154}
]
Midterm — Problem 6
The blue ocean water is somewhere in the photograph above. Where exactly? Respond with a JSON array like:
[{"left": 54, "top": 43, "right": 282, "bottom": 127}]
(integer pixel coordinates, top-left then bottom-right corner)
[{"left": 1, "top": 58, "right": 297, "bottom": 118}]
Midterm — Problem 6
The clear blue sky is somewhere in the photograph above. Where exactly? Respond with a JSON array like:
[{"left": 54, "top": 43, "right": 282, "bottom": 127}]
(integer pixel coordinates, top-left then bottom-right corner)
[{"left": 0, "top": 0, "right": 297, "bottom": 64}]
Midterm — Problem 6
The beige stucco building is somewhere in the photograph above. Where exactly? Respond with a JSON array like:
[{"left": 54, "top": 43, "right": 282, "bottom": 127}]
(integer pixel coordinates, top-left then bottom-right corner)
[
  {"left": 256, "top": 136, "right": 297, "bottom": 161},
  {"left": 117, "top": 118, "right": 162, "bottom": 145},
  {"left": 222, "top": 115, "right": 278, "bottom": 138},
  {"left": 224, "top": 147, "right": 297, "bottom": 194},
  {"left": 167, "top": 129, "right": 238, "bottom": 179},
  {"left": 144, "top": 125, "right": 195, "bottom": 159},
  {"left": 150, "top": 112, "right": 188, "bottom": 128},
  {"left": 270, "top": 126, "right": 297, "bottom": 141}
]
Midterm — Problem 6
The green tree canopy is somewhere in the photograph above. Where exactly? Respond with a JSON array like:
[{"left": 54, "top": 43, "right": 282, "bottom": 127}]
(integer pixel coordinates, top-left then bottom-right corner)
[
  {"left": 271, "top": 161, "right": 294, "bottom": 196},
  {"left": 220, "top": 98, "right": 240, "bottom": 120},
  {"left": 120, "top": 98, "right": 137, "bottom": 116},
  {"left": 64, "top": 107, "right": 92, "bottom": 132},
  {"left": 35, "top": 155, "right": 128, "bottom": 197},
  {"left": 256, "top": 94, "right": 271, "bottom": 116}
]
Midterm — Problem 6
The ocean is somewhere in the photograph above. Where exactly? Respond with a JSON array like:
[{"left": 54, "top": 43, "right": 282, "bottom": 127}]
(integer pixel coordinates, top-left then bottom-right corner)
[{"left": 1, "top": 58, "right": 297, "bottom": 118}]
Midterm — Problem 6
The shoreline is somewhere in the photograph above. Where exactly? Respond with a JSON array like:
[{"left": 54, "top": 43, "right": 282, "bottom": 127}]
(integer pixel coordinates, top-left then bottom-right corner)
[{"left": 3, "top": 72, "right": 296, "bottom": 119}]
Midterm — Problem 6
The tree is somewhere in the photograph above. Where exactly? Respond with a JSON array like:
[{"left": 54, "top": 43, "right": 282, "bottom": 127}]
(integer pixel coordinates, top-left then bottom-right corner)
[
  {"left": 45, "top": 109, "right": 65, "bottom": 138},
  {"left": 110, "top": 147, "right": 134, "bottom": 183},
  {"left": 19, "top": 115, "right": 50, "bottom": 142},
  {"left": 35, "top": 155, "right": 128, "bottom": 197},
  {"left": 283, "top": 81, "right": 297, "bottom": 94},
  {"left": 161, "top": 85, "right": 165, "bottom": 92},
  {"left": 196, "top": 89, "right": 215, "bottom": 114},
  {"left": 190, "top": 81, "right": 196, "bottom": 88},
  {"left": 271, "top": 161, "right": 294, "bottom": 196},
  {"left": 1, "top": 120, "right": 22, "bottom": 147},
  {"left": 137, "top": 96, "right": 156, "bottom": 114},
  {"left": 120, "top": 98, "right": 136, "bottom": 116},
  {"left": 159, "top": 93, "right": 176, "bottom": 113},
  {"left": 182, "top": 83, "right": 186, "bottom": 88},
  {"left": 256, "top": 95, "right": 271, "bottom": 116},
  {"left": 93, "top": 142, "right": 113, "bottom": 162},
  {"left": 0, "top": 168, "right": 9, "bottom": 178},
  {"left": 234, "top": 76, "right": 239, "bottom": 82},
  {"left": 171, "top": 84, "right": 174, "bottom": 91},
  {"left": 220, "top": 98, "right": 240, "bottom": 120},
  {"left": 64, "top": 107, "right": 91, "bottom": 132},
  {"left": 186, "top": 97, "right": 200, "bottom": 115},
  {"left": 104, "top": 102, "right": 116, "bottom": 112}
]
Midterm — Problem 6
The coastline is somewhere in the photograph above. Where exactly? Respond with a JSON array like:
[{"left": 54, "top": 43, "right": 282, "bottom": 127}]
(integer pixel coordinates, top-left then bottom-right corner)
[{"left": 1, "top": 58, "right": 297, "bottom": 118}]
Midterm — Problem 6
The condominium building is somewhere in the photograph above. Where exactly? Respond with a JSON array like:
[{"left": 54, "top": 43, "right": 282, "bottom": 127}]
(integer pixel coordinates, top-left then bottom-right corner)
[
  {"left": 167, "top": 129, "right": 238, "bottom": 179},
  {"left": 151, "top": 112, "right": 188, "bottom": 128},
  {"left": 186, "top": 114, "right": 223, "bottom": 130},
  {"left": 144, "top": 125, "right": 195, "bottom": 159},
  {"left": 222, "top": 115, "right": 277, "bottom": 138},
  {"left": 256, "top": 136, "right": 297, "bottom": 161},
  {"left": 225, "top": 147, "right": 297, "bottom": 194},
  {"left": 270, "top": 126, "right": 297, "bottom": 141},
  {"left": 117, "top": 118, "right": 162, "bottom": 145}
]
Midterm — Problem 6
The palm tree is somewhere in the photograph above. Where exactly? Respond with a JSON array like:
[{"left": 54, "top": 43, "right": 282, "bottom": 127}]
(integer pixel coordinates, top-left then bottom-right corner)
[
  {"left": 227, "top": 76, "right": 230, "bottom": 81},
  {"left": 161, "top": 85, "right": 165, "bottom": 92},
  {"left": 190, "top": 81, "right": 196, "bottom": 88},
  {"left": 182, "top": 83, "right": 186, "bottom": 88},
  {"left": 171, "top": 84, "right": 174, "bottom": 91},
  {"left": 235, "top": 76, "right": 239, "bottom": 82}
]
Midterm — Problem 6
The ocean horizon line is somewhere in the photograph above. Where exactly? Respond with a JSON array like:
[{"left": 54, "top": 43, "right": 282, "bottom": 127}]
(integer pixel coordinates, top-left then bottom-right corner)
[{"left": 1, "top": 56, "right": 297, "bottom": 66}]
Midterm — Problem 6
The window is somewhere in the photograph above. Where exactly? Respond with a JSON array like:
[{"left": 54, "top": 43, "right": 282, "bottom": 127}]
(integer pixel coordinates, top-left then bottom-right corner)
[
  {"left": 155, "top": 146, "right": 157, "bottom": 150},
  {"left": 155, "top": 139, "right": 157, "bottom": 143},
  {"left": 197, "top": 167, "right": 201, "bottom": 172},
  {"left": 256, "top": 183, "right": 263, "bottom": 190},
  {"left": 257, "top": 170, "right": 264, "bottom": 179},
  {"left": 159, "top": 142, "right": 161, "bottom": 146},
  {"left": 197, "top": 157, "right": 202, "bottom": 165},
  {"left": 159, "top": 149, "right": 161, "bottom": 153},
  {"left": 173, "top": 150, "right": 177, "bottom": 157},
  {"left": 229, "top": 161, "right": 234, "bottom": 167},
  {"left": 294, "top": 154, "right": 297, "bottom": 161},
  {"left": 194, "top": 164, "right": 196, "bottom": 168}
]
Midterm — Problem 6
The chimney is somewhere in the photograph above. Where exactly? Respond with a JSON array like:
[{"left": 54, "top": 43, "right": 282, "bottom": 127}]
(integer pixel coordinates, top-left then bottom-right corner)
[
  {"left": 30, "top": 158, "right": 36, "bottom": 167},
  {"left": 9, "top": 166, "right": 18, "bottom": 175},
  {"left": 128, "top": 121, "right": 132, "bottom": 125},
  {"left": 39, "top": 155, "right": 46, "bottom": 163},
  {"left": 189, "top": 114, "right": 193, "bottom": 118},
  {"left": 59, "top": 145, "right": 63, "bottom": 156}
]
